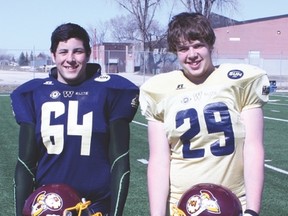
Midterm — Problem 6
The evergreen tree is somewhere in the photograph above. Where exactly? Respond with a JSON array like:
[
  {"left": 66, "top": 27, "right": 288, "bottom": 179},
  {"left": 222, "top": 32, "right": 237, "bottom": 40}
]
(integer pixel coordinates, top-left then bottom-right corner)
[
  {"left": 25, "top": 52, "right": 29, "bottom": 65},
  {"left": 30, "top": 51, "right": 34, "bottom": 61},
  {"left": 18, "top": 52, "right": 26, "bottom": 66}
]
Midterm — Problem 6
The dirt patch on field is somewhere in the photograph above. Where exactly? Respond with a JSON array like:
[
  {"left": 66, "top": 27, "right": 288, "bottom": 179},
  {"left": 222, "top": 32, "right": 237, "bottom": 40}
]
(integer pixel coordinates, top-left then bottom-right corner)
[{"left": 0, "top": 85, "right": 19, "bottom": 94}]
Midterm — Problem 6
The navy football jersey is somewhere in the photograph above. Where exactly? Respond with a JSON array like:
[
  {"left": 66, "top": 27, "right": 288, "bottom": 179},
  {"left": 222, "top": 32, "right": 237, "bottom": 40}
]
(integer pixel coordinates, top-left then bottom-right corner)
[{"left": 11, "top": 70, "right": 139, "bottom": 202}]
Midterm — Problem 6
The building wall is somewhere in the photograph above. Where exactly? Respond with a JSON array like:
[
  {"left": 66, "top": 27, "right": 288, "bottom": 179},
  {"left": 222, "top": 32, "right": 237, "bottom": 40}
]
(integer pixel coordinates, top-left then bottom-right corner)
[
  {"left": 214, "top": 16, "right": 288, "bottom": 58},
  {"left": 92, "top": 43, "right": 135, "bottom": 73}
]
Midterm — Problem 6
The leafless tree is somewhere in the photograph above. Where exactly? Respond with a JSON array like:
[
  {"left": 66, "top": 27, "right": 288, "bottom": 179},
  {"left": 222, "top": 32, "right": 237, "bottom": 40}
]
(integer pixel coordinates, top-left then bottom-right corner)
[
  {"left": 87, "top": 21, "right": 109, "bottom": 46},
  {"left": 114, "top": 0, "right": 171, "bottom": 74},
  {"left": 115, "top": 0, "right": 164, "bottom": 50},
  {"left": 110, "top": 15, "right": 140, "bottom": 42},
  {"left": 180, "top": 0, "right": 238, "bottom": 19}
]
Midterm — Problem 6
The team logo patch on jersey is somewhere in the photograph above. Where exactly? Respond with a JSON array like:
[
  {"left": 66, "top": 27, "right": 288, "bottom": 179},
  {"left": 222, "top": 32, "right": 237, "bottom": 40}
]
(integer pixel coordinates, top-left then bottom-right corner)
[
  {"left": 50, "top": 91, "right": 61, "bottom": 99},
  {"left": 181, "top": 96, "right": 191, "bottom": 104},
  {"left": 63, "top": 91, "right": 74, "bottom": 98},
  {"left": 262, "top": 85, "right": 270, "bottom": 95},
  {"left": 94, "top": 74, "right": 111, "bottom": 82},
  {"left": 227, "top": 70, "right": 244, "bottom": 79}
]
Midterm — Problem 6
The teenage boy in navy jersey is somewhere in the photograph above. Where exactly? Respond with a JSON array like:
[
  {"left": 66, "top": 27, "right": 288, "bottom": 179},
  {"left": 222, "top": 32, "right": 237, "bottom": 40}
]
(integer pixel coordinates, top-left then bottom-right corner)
[{"left": 12, "top": 23, "right": 139, "bottom": 216}]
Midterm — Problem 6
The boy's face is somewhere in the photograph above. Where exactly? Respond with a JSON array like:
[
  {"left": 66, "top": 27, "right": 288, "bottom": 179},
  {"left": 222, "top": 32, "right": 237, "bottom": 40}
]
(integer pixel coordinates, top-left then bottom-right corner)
[
  {"left": 176, "top": 39, "right": 214, "bottom": 84},
  {"left": 52, "top": 38, "right": 89, "bottom": 85}
]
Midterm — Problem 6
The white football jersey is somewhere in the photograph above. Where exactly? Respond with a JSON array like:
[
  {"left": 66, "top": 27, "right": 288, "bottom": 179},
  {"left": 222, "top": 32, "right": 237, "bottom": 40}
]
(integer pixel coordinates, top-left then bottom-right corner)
[{"left": 139, "top": 63, "right": 270, "bottom": 206}]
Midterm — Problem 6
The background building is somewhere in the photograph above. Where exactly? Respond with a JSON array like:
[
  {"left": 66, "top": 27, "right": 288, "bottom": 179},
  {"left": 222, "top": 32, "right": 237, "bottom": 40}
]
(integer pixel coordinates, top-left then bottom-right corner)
[{"left": 213, "top": 14, "right": 288, "bottom": 81}]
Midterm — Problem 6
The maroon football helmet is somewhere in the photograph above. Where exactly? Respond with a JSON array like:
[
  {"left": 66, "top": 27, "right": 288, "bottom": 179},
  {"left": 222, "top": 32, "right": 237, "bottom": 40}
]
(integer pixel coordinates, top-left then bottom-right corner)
[
  {"left": 22, "top": 184, "right": 91, "bottom": 216},
  {"left": 172, "top": 183, "right": 242, "bottom": 216}
]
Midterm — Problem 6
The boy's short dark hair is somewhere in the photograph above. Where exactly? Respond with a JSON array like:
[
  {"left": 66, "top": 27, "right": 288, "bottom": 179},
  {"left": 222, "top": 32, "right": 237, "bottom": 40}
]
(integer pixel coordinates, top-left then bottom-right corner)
[
  {"left": 167, "top": 12, "right": 216, "bottom": 53},
  {"left": 50, "top": 23, "right": 91, "bottom": 57}
]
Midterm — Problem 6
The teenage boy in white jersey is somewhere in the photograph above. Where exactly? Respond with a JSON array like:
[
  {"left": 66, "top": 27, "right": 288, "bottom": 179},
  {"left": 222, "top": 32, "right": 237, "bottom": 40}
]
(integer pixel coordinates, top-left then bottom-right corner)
[{"left": 140, "top": 12, "right": 270, "bottom": 216}]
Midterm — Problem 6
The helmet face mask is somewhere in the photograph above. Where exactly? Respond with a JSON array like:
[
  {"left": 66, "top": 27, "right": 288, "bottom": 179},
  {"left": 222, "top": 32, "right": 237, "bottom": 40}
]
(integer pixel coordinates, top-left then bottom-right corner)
[
  {"left": 173, "top": 183, "right": 242, "bottom": 216},
  {"left": 23, "top": 184, "right": 91, "bottom": 216}
]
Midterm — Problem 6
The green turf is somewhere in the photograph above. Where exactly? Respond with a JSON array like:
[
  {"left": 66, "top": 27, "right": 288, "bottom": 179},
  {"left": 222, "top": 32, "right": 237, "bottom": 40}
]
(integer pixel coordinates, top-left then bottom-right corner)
[
  {"left": 0, "top": 93, "right": 287, "bottom": 215},
  {"left": 0, "top": 96, "right": 18, "bottom": 215}
]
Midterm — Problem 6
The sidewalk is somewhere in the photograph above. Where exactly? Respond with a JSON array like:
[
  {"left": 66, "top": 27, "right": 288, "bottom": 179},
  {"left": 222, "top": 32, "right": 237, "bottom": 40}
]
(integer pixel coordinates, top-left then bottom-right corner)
[
  {"left": 117, "top": 72, "right": 152, "bottom": 86},
  {"left": 0, "top": 70, "right": 152, "bottom": 86},
  {"left": 0, "top": 70, "right": 153, "bottom": 93}
]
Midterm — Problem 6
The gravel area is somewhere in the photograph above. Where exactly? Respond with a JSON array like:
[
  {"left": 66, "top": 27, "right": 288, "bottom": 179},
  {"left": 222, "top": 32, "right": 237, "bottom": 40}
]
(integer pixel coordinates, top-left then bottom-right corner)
[
  {"left": 0, "top": 69, "right": 151, "bottom": 94},
  {"left": 0, "top": 85, "right": 19, "bottom": 94}
]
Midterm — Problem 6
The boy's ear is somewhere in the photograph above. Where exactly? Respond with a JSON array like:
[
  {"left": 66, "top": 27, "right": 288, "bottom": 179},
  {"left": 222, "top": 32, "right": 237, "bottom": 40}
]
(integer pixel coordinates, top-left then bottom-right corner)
[{"left": 51, "top": 53, "right": 56, "bottom": 63}]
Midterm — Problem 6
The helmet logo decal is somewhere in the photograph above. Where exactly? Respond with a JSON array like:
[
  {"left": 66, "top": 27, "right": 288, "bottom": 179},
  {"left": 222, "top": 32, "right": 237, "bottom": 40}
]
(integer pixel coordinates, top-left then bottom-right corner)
[
  {"left": 176, "top": 183, "right": 242, "bottom": 216},
  {"left": 31, "top": 191, "right": 63, "bottom": 216},
  {"left": 185, "top": 189, "right": 221, "bottom": 215}
]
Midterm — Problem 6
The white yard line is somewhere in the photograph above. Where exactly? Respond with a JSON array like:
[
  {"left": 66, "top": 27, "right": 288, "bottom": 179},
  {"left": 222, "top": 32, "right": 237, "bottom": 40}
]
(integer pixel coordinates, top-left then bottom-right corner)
[
  {"left": 264, "top": 164, "right": 288, "bottom": 175},
  {"left": 132, "top": 120, "right": 147, "bottom": 127},
  {"left": 132, "top": 118, "right": 288, "bottom": 175},
  {"left": 264, "top": 116, "right": 288, "bottom": 122}
]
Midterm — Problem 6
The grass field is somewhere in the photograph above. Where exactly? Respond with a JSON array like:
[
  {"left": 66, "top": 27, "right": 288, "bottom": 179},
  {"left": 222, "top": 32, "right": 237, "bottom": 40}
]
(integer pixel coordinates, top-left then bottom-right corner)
[{"left": 1, "top": 92, "right": 288, "bottom": 215}]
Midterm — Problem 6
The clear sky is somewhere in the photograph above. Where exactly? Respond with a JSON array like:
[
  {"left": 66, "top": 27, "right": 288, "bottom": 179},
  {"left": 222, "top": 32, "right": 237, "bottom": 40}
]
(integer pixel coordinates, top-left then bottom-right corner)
[{"left": 0, "top": 0, "right": 287, "bottom": 52}]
